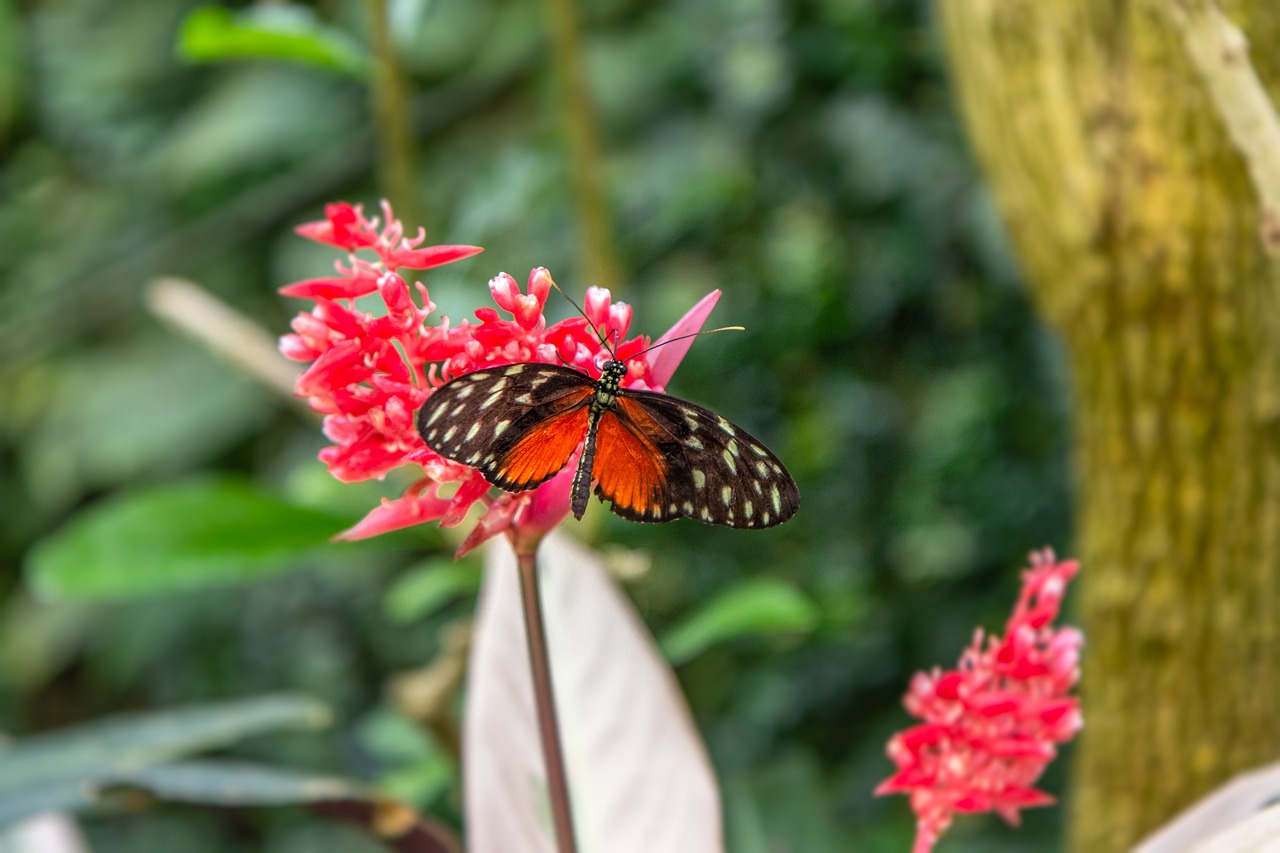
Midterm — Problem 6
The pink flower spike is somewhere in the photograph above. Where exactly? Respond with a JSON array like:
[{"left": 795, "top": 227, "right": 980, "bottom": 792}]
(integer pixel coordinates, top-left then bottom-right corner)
[
  {"left": 646, "top": 290, "right": 722, "bottom": 387},
  {"left": 876, "top": 549, "right": 1083, "bottom": 853},
  {"left": 279, "top": 202, "right": 723, "bottom": 557}
]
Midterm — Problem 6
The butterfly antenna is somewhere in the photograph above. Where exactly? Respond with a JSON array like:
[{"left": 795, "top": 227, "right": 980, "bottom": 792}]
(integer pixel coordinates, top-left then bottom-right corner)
[
  {"left": 629, "top": 326, "right": 745, "bottom": 362},
  {"left": 549, "top": 280, "right": 613, "bottom": 354}
]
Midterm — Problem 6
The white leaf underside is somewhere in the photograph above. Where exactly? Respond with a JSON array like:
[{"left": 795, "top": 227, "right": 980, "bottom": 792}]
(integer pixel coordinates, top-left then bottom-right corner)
[{"left": 464, "top": 532, "right": 723, "bottom": 853}]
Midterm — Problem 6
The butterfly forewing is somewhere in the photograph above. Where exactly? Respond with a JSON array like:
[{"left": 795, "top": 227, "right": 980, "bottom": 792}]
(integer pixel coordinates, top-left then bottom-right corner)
[
  {"left": 417, "top": 364, "right": 593, "bottom": 491},
  {"left": 599, "top": 390, "right": 799, "bottom": 528}
]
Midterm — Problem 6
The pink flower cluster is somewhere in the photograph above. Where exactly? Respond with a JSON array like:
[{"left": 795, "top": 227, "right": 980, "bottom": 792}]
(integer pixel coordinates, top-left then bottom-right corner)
[
  {"left": 279, "top": 201, "right": 718, "bottom": 555},
  {"left": 876, "top": 549, "right": 1083, "bottom": 853}
]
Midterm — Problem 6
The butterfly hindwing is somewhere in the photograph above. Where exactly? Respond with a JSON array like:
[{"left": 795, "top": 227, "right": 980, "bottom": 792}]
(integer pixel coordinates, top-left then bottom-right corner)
[
  {"left": 599, "top": 389, "right": 799, "bottom": 528},
  {"left": 417, "top": 364, "right": 592, "bottom": 491},
  {"left": 591, "top": 403, "right": 672, "bottom": 522}
]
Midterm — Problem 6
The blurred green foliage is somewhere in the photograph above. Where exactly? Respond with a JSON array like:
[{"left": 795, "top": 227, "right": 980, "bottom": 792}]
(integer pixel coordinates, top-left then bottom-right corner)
[{"left": 0, "top": 0, "right": 1072, "bottom": 849}]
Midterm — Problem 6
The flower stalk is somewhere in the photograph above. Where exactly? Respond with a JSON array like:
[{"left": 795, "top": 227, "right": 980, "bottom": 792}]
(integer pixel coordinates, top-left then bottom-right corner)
[{"left": 515, "top": 541, "right": 577, "bottom": 853}]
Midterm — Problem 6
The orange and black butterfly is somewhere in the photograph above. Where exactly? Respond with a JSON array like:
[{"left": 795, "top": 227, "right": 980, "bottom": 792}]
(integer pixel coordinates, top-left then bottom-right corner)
[{"left": 416, "top": 349, "right": 799, "bottom": 528}]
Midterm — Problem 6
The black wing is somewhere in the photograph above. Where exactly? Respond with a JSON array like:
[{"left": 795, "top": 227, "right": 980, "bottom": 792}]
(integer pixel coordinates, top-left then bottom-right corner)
[
  {"left": 600, "top": 389, "right": 800, "bottom": 528},
  {"left": 417, "top": 363, "right": 594, "bottom": 491}
]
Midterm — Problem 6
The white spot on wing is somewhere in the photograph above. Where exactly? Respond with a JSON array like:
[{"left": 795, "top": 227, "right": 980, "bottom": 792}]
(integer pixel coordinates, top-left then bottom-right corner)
[
  {"left": 721, "top": 485, "right": 732, "bottom": 506},
  {"left": 770, "top": 484, "right": 782, "bottom": 515},
  {"left": 426, "top": 405, "right": 448, "bottom": 426},
  {"left": 755, "top": 461, "right": 769, "bottom": 477},
  {"left": 466, "top": 423, "right": 481, "bottom": 441},
  {"left": 751, "top": 443, "right": 768, "bottom": 457},
  {"left": 722, "top": 449, "right": 737, "bottom": 474},
  {"left": 762, "top": 511, "right": 771, "bottom": 525},
  {"left": 693, "top": 470, "right": 706, "bottom": 489},
  {"left": 515, "top": 393, "right": 534, "bottom": 405},
  {"left": 443, "top": 425, "right": 458, "bottom": 442},
  {"left": 495, "top": 420, "right": 511, "bottom": 438},
  {"left": 504, "top": 364, "right": 525, "bottom": 376},
  {"left": 744, "top": 500, "right": 754, "bottom": 518},
  {"left": 480, "top": 393, "right": 502, "bottom": 410},
  {"left": 717, "top": 416, "right": 736, "bottom": 436},
  {"left": 457, "top": 386, "right": 474, "bottom": 399},
  {"left": 686, "top": 436, "right": 703, "bottom": 450}
]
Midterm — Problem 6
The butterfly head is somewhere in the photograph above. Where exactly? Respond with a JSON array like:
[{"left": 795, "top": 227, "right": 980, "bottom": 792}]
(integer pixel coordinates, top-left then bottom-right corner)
[{"left": 593, "top": 358, "right": 629, "bottom": 406}]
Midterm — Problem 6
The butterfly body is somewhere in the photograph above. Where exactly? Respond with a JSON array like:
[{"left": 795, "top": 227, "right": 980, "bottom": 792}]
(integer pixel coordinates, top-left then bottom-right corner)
[{"left": 417, "top": 360, "right": 799, "bottom": 528}]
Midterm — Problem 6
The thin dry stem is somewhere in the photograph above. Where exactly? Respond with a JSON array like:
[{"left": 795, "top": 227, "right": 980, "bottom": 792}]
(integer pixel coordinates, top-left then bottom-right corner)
[
  {"left": 145, "top": 276, "right": 305, "bottom": 406},
  {"left": 366, "top": 0, "right": 421, "bottom": 226},
  {"left": 541, "top": 0, "right": 622, "bottom": 290}
]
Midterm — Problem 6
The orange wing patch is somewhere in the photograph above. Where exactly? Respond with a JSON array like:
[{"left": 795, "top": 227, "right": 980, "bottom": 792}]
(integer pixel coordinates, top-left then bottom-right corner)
[
  {"left": 593, "top": 400, "right": 669, "bottom": 518},
  {"left": 492, "top": 398, "right": 590, "bottom": 489}
]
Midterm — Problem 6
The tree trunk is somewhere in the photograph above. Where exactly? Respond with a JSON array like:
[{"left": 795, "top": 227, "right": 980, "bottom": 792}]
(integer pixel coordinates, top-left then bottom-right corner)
[{"left": 934, "top": 1, "right": 1280, "bottom": 849}]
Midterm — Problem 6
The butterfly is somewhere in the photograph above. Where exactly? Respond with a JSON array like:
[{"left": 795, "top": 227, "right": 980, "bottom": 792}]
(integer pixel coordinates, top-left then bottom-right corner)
[{"left": 416, "top": 356, "right": 800, "bottom": 528}]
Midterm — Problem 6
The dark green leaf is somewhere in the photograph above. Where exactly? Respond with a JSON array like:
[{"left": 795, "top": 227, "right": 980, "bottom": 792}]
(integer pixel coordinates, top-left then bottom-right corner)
[
  {"left": 177, "top": 6, "right": 369, "bottom": 79},
  {"left": 25, "top": 478, "right": 357, "bottom": 601}
]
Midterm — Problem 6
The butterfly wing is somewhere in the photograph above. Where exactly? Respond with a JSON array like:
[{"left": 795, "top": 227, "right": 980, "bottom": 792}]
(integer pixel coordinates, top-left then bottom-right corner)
[
  {"left": 595, "top": 390, "right": 800, "bottom": 528},
  {"left": 417, "top": 363, "right": 593, "bottom": 492},
  {"left": 590, "top": 402, "right": 671, "bottom": 523}
]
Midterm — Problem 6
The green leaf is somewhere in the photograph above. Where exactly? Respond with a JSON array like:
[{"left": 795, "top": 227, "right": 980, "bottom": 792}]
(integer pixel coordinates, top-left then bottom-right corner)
[
  {"left": 0, "top": 694, "right": 330, "bottom": 826},
  {"left": 382, "top": 559, "right": 480, "bottom": 625},
  {"left": 25, "top": 478, "right": 358, "bottom": 601},
  {"left": 177, "top": 6, "right": 369, "bottom": 79},
  {"left": 660, "top": 578, "right": 820, "bottom": 665}
]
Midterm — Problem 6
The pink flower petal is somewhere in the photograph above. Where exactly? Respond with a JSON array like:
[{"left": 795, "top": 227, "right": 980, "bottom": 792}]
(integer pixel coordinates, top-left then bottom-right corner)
[
  {"left": 646, "top": 290, "right": 721, "bottom": 387},
  {"left": 391, "top": 243, "right": 483, "bottom": 270},
  {"left": 279, "top": 274, "right": 381, "bottom": 299},
  {"left": 335, "top": 491, "right": 455, "bottom": 540}
]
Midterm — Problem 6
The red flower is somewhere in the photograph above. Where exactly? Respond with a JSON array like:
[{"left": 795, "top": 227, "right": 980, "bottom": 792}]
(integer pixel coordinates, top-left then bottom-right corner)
[
  {"left": 280, "top": 201, "right": 720, "bottom": 556},
  {"left": 875, "top": 549, "right": 1083, "bottom": 853}
]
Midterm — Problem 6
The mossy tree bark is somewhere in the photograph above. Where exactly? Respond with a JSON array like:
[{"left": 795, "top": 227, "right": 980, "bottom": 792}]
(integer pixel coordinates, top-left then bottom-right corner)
[{"left": 935, "top": 1, "right": 1280, "bottom": 849}]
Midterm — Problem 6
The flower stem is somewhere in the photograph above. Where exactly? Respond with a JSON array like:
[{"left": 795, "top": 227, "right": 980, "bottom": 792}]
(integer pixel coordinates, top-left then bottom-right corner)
[{"left": 515, "top": 543, "right": 577, "bottom": 853}]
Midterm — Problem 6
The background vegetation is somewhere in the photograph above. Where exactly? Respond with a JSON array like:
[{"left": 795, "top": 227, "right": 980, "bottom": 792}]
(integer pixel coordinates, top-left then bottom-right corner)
[{"left": 0, "top": 0, "right": 1073, "bottom": 849}]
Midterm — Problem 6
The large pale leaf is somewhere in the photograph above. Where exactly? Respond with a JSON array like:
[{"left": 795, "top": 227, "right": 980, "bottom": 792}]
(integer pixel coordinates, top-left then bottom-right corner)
[
  {"left": 1136, "top": 763, "right": 1280, "bottom": 853},
  {"left": 465, "top": 532, "right": 722, "bottom": 853}
]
